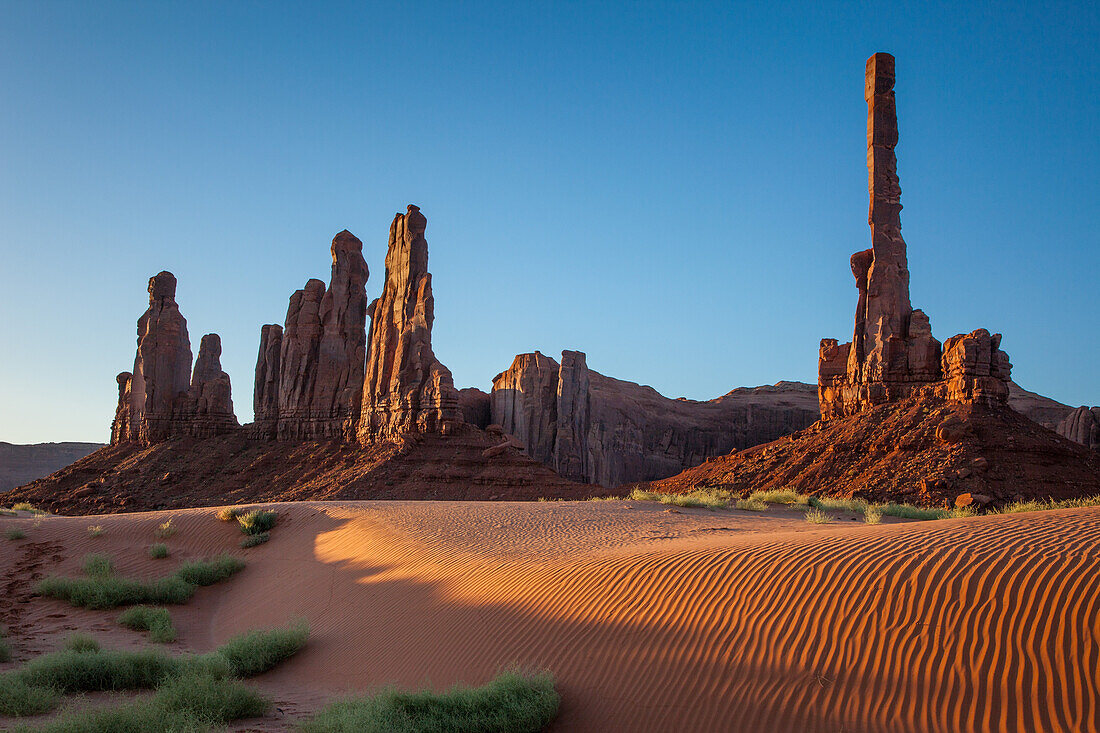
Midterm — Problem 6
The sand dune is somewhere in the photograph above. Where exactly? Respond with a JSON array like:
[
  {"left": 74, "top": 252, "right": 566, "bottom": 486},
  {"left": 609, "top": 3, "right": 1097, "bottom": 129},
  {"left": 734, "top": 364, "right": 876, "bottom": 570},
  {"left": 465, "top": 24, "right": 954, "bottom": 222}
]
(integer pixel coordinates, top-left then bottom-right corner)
[{"left": 2, "top": 502, "right": 1098, "bottom": 732}]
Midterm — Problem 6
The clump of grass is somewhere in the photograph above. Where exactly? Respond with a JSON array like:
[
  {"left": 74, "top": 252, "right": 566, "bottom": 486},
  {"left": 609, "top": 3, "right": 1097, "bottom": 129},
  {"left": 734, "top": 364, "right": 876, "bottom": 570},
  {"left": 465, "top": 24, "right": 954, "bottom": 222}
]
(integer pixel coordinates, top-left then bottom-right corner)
[
  {"left": 949, "top": 505, "right": 979, "bottom": 518},
  {"left": 0, "top": 623, "right": 307, "bottom": 719},
  {"left": 216, "top": 622, "right": 309, "bottom": 678},
  {"left": 240, "top": 532, "right": 270, "bottom": 548},
  {"left": 155, "top": 518, "right": 177, "bottom": 539},
  {"left": 36, "top": 554, "right": 244, "bottom": 610},
  {"left": 82, "top": 553, "right": 114, "bottom": 578},
  {"left": 118, "top": 606, "right": 176, "bottom": 643},
  {"left": 175, "top": 554, "right": 245, "bottom": 586},
  {"left": 237, "top": 510, "right": 277, "bottom": 536},
  {"left": 863, "top": 505, "right": 883, "bottom": 525},
  {"left": 62, "top": 634, "right": 100, "bottom": 653},
  {"left": 811, "top": 497, "right": 870, "bottom": 514},
  {"left": 628, "top": 487, "right": 732, "bottom": 510},
  {"left": 216, "top": 506, "right": 244, "bottom": 522},
  {"left": 148, "top": 542, "right": 170, "bottom": 559},
  {"left": 748, "top": 488, "right": 811, "bottom": 506},
  {"left": 5, "top": 528, "right": 26, "bottom": 541},
  {"left": 877, "top": 503, "right": 949, "bottom": 521},
  {"left": 987, "top": 495, "right": 1100, "bottom": 515},
  {"left": 734, "top": 498, "right": 768, "bottom": 512},
  {"left": 11, "top": 503, "right": 38, "bottom": 513},
  {"left": 804, "top": 508, "right": 834, "bottom": 524},
  {"left": 300, "top": 670, "right": 560, "bottom": 733},
  {"left": 87, "top": 525, "right": 105, "bottom": 538}
]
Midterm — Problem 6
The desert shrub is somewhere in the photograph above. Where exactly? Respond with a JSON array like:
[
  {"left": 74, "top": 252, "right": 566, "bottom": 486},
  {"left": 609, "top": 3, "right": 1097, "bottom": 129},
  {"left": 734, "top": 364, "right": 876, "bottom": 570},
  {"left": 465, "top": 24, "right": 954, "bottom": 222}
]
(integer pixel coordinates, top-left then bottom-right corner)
[
  {"left": 11, "top": 503, "right": 38, "bottom": 513},
  {"left": 155, "top": 518, "right": 177, "bottom": 539},
  {"left": 37, "top": 554, "right": 242, "bottom": 610},
  {"left": 153, "top": 671, "right": 269, "bottom": 721},
  {"left": 0, "top": 675, "right": 60, "bottom": 716},
  {"left": 216, "top": 622, "right": 309, "bottom": 678},
  {"left": 148, "top": 542, "right": 169, "bottom": 559},
  {"left": 949, "top": 505, "right": 978, "bottom": 518},
  {"left": 5, "top": 528, "right": 26, "bottom": 541},
  {"left": 811, "top": 497, "right": 870, "bottom": 514},
  {"left": 14, "top": 647, "right": 178, "bottom": 693},
  {"left": 300, "top": 670, "right": 559, "bottom": 733},
  {"left": 748, "top": 488, "right": 810, "bottom": 506},
  {"left": 63, "top": 634, "right": 100, "bottom": 653},
  {"left": 117, "top": 606, "right": 176, "bottom": 644},
  {"left": 734, "top": 498, "right": 768, "bottom": 511},
  {"left": 175, "top": 555, "right": 245, "bottom": 586},
  {"left": 216, "top": 506, "right": 244, "bottom": 522},
  {"left": 627, "top": 487, "right": 731, "bottom": 510},
  {"left": 240, "top": 532, "right": 270, "bottom": 548},
  {"left": 237, "top": 510, "right": 277, "bottom": 536},
  {"left": 877, "top": 503, "right": 948, "bottom": 521},
  {"left": 804, "top": 508, "right": 834, "bottom": 524},
  {"left": 82, "top": 553, "right": 114, "bottom": 578},
  {"left": 86, "top": 525, "right": 104, "bottom": 538},
  {"left": 863, "top": 506, "right": 883, "bottom": 525}
]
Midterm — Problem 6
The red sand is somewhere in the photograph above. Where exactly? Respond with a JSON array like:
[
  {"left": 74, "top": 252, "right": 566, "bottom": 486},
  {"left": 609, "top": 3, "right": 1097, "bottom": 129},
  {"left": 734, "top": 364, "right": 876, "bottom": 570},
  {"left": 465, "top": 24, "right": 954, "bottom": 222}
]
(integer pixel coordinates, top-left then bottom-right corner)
[{"left": 2, "top": 501, "right": 1098, "bottom": 732}]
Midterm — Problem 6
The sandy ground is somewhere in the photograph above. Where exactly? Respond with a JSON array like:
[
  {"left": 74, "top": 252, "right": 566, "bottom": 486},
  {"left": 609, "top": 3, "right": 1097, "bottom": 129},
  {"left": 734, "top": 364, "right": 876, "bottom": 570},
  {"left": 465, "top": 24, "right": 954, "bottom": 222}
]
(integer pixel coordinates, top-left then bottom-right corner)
[{"left": 1, "top": 500, "right": 1098, "bottom": 732}]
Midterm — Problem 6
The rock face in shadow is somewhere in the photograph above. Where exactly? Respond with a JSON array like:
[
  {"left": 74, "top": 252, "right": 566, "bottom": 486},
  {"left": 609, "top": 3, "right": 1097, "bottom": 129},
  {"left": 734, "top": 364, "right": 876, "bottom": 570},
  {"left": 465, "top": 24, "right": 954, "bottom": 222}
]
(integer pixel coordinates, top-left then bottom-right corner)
[
  {"left": 818, "top": 53, "right": 1012, "bottom": 420},
  {"left": 358, "top": 205, "right": 463, "bottom": 444},
  {"left": 491, "top": 350, "right": 819, "bottom": 487},
  {"left": 0, "top": 442, "right": 104, "bottom": 491},
  {"left": 253, "top": 230, "right": 369, "bottom": 441},
  {"left": 1057, "top": 407, "right": 1100, "bottom": 451},
  {"left": 111, "top": 272, "right": 237, "bottom": 444}
]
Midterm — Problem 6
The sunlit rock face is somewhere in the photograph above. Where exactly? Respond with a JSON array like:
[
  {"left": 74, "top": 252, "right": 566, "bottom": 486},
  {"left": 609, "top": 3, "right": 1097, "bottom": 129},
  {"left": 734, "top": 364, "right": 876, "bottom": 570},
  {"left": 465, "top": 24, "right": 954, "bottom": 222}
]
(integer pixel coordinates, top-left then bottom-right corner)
[
  {"left": 357, "top": 205, "right": 463, "bottom": 444},
  {"left": 490, "top": 351, "right": 819, "bottom": 487},
  {"left": 817, "top": 53, "right": 1011, "bottom": 420},
  {"left": 111, "top": 272, "right": 238, "bottom": 444}
]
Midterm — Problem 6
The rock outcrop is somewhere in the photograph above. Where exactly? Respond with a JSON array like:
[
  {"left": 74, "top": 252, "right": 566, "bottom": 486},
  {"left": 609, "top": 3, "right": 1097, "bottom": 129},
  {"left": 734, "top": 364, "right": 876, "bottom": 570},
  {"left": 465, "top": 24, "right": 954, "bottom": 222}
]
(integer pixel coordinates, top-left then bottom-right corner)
[
  {"left": 1057, "top": 407, "right": 1100, "bottom": 451},
  {"left": 491, "top": 351, "right": 819, "bottom": 486},
  {"left": 0, "top": 442, "right": 104, "bottom": 491},
  {"left": 358, "top": 205, "right": 463, "bottom": 443},
  {"left": 253, "top": 230, "right": 369, "bottom": 441},
  {"left": 818, "top": 53, "right": 1011, "bottom": 420},
  {"left": 111, "top": 272, "right": 237, "bottom": 444}
]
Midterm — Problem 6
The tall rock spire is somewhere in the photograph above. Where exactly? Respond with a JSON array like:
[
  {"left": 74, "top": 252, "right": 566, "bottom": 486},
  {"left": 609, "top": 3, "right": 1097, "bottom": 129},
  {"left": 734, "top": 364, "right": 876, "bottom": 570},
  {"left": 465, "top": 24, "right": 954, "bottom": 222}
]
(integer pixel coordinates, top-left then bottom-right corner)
[{"left": 358, "top": 205, "right": 463, "bottom": 443}]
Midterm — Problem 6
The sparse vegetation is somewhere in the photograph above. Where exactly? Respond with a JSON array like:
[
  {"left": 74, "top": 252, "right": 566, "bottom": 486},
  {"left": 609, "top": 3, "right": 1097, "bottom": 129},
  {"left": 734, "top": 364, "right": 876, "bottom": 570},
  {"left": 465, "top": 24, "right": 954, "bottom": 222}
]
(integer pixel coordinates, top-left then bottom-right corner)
[
  {"left": 237, "top": 509, "right": 277, "bottom": 536},
  {"left": 810, "top": 496, "right": 870, "bottom": 514},
  {"left": 734, "top": 498, "right": 768, "bottom": 511},
  {"left": 87, "top": 525, "right": 105, "bottom": 538},
  {"left": 36, "top": 553, "right": 244, "bottom": 610},
  {"left": 949, "top": 505, "right": 979, "bottom": 518},
  {"left": 217, "top": 506, "right": 244, "bottom": 522},
  {"left": 5, "top": 528, "right": 26, "bottom": 541},
  {"left": 155, "top": 518, "right": 177, "bottom": 539},
  {"left": 240, "top": 532, "right": 270, "bottom": 548},
  {"left": 63, "top": 633, "right": 100, "bottom": 653},
  {"left": 0, "top": 623, "right": 307, "bottom": 719},
  {"left": 748, "top": 488, "right": 811, "bottom": 506},
  {"left": 300, "top": 670, "right": 560, "bottom": 733},
  {"left": 11, "top": 503, "right": 40, "bottom": 514},
  {"left": 990, "top": 495, "right": 1100, "bottom": 515},
  {"left": 804, "top": 508, "right": 834, "bottom": 524},
  {"left": 876, "top": 503, "right": 948, "bottom": 521},
  {"left": 863, "top": 506, "right": 883, "bottom": 525},
  {"left": 149, "top": 542, "right": 170, "bottom": 559},
  {"left": 628, "top": 487, "right": 732, "bottom": 509},
  {"left": 118, "top": 606, "right": 176, "bottom": 643}
]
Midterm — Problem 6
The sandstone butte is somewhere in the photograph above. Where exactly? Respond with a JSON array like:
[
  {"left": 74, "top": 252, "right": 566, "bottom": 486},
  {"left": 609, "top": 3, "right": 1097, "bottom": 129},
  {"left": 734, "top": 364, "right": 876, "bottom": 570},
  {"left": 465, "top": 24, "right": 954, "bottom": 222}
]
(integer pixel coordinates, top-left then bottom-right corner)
[{"left": 649, "top": 53, "right": 1100, "bottom": 505}]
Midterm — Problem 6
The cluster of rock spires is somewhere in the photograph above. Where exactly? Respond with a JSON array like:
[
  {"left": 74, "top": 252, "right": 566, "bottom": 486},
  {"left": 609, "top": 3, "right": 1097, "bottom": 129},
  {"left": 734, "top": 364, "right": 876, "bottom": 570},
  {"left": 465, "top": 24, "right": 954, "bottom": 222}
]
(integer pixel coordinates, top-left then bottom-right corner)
[
  {"left": 111, "top": 272, "right": 238, "bottom": 444},
  {"left": 112, "top": 206, "right": 467, "bottom": 451},
  {"left": 817, "top": 53, "right": 1013, "bottom": 421}
]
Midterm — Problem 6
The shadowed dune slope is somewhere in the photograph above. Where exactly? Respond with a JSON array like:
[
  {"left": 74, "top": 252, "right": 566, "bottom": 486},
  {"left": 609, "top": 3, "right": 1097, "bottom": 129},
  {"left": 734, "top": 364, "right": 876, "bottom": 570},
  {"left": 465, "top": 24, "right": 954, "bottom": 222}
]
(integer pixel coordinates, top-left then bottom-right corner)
[{"left": 3, "top": 502, "right": 1098, "bottom": 732}]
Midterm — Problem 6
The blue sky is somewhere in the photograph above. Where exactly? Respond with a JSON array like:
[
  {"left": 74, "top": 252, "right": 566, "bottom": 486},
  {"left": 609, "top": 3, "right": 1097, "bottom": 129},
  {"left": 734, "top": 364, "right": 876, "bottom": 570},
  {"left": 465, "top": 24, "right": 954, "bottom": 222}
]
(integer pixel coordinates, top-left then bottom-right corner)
[{"left": 1, "top": 1, "right": 1097, "bottom": 443}]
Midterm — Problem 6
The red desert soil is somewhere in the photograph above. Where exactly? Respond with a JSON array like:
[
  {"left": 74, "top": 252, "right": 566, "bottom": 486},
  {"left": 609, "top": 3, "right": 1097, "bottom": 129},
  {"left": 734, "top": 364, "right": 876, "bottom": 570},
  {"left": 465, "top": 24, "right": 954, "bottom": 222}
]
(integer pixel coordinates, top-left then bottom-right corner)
[
  {"left": 2, "top": 501, "right": 1098, "bottom": 732},
  {"left": 0, "top": 425, "right": 601, "bottom": 515},
  {"left": 649, "top": 395, "right": 1100, "bottom": 506}
]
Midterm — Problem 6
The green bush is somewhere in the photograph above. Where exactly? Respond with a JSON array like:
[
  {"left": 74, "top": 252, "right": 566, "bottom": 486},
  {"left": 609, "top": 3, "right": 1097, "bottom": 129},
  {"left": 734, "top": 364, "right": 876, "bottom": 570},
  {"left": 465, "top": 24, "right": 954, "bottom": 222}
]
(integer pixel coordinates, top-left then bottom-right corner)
[
  {"left": 5, "top": 528, "right": 26, "bottom": 541},
  {"left": 63, "top": 634, "right": 100, "bottom": 653},
  {"left": 14, "top": 648, "right": 178, "bottom": 694},
  {"left": 175, "top": 555, "right": 245, "bottom": 586},
  {"left": 877, "top": 503, "right": 948, "bottom": 521},
  {"left": 240, "top": 532, "right": 270, "bottom": 548},
  {"left": 118, "top": 607, "right": 176, "bottom": 644},
  {"left": 148, "top": 542, "right": 169, "bottom": 559},
  {"left": 0, "top": 675, "right": 60, "bottom": 716},
  {"left": 237, "top": 510, "right": 277, "bottom": 536},
  {"left": 216, "top": 506, "right": 243, "bottom": 522},
  {"left": 300, "top": 670, "right": 560, "bottom": 733},
  {"left": 82, "top": 553, "right": 114, "bottom": 578},
  {"left": 11, "top": 503, "right": 38, "bottom": 513},
  {"left": 216, "top": 623, "right": 309, "bottom": 678}
]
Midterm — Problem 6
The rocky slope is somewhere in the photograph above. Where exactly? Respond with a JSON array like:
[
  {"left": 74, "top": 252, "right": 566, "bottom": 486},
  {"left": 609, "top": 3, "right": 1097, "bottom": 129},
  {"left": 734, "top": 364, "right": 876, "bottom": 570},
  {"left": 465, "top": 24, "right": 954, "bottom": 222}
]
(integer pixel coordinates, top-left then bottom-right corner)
[
  {"left": 0, "top": 442, "right": 104, "bottom": 491},
  {"left": 491, "top": 351, "right": 818, "bottom": 487}
]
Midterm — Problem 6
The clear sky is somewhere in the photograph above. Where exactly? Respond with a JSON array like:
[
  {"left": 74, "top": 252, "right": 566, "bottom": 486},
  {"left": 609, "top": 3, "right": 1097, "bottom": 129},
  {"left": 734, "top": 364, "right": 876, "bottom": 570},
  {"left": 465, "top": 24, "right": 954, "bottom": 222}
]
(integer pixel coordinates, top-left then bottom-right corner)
[{"left": 1, "top": 1, "right": 1097, "bottom": 443}]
